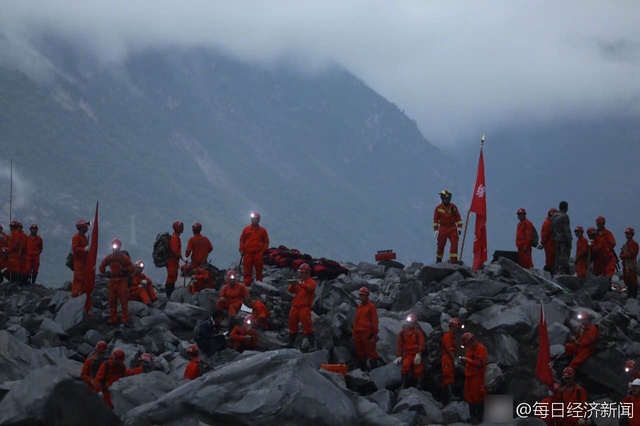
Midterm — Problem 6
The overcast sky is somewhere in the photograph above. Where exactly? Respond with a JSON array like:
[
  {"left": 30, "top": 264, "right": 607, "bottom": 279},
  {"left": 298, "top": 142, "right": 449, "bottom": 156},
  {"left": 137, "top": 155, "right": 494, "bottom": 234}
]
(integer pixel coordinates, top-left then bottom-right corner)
[{"left": 1, "top": 1, "right": 638, "bottom": 148}]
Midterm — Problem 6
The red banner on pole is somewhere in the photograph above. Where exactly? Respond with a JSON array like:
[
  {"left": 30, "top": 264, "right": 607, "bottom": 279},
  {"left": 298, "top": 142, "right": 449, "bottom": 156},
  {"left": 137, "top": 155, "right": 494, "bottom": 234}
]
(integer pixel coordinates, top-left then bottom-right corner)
[
  {"left": 536, "top": 304, "right": 555, "bottom": 387},
  {"left": 84, "top": 201, "right": 99, "bottom": 315},
  {"left": 469, "top": 148, "right": 487, "bottom": 270}
]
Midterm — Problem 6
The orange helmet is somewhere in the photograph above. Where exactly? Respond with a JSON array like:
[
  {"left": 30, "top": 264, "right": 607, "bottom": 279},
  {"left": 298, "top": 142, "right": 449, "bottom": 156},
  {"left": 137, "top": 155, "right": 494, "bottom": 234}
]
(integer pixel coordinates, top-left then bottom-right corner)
[
  {"left": 29, "top": 223, "right": 38, "bottom": 230},
  {"left": 113, "top": 349, "right": 125, "bottom": 362},
  {"left": 406, "top": 313, "right": 418, "bottom": 323},
  {"left": 172, "top": 221, "right": 184, "bottom": 232},
  {"left": 548, "top": 208, "right": 558, "bottom": 217},
  {"left": 76, "top": 220, "right": 89, "bottom": 229},
  {"left": 192, "top": 222, "right": 202, "bottom": 232},
  {"left": 134, "top": 260, "right": 145, "bottom": 269},
  {"left": 111, "top": 238, "right": 122, "bottom": 249},
  {"left": 95, "top": 341, "right": 108, "bottom": 353},
  {"left": 517, "top": 208, "right": 526, "bottom": 215},
  {"left": 358, "top": 287, "right": 370, "bottom": 296},
  {"left": 449, "top": 317, "right": 462, "bottom": 328},
  {"left": 596, "top": 216, "right": 606, "bottom": 225},
  {"left": 225, "top": 270, "right": 237, "bottom": 281},
  {"left": 298, "top": 263, "right": 311, "bottom": 273},
  {"left": 626, "top": 227, "right": 635, "bottom": 235},
  {"left": 462, "top": 332, "right": 475, "bottom": 345},
  {"left": 574, "top": 226, "right": 584, "bottom": 232},
  {"left": 251, "top": 211, "right": 261, "bottom": 220},
  {"left": 562, "top": 367, "right": 575, "bottom": 378},
  {"left": 552, "top": 383, "right": 562, "bottom": 393},
  {"left": 139, "top": 353, "right": 153, "bottom": 363},
  {"left": 626, "top": 360, "right": 637, "bottom": 372},
  {"left": 186, "top": 344, "right": 199, "bottom": 355},
  {"left": 244, "top": 315, "right": 254, "bottom": 325}
]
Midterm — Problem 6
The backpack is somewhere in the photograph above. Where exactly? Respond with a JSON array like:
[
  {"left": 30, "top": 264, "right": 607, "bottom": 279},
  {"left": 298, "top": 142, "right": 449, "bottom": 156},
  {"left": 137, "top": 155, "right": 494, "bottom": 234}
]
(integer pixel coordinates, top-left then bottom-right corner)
[
  {"left": 531, "top": 227, "right": 539, "bottom": 247},
  {"left": 90, "top": 354, "right": 107, "bottom": 379},
  {"left": 153, "top": 232, "right": 171, "bottom": 267},
  {"left": 400, "top": 324, "right": 429, "bottom": 357},
  {"left": 199, "top": 261, "right": 225, "bottom": 289}
]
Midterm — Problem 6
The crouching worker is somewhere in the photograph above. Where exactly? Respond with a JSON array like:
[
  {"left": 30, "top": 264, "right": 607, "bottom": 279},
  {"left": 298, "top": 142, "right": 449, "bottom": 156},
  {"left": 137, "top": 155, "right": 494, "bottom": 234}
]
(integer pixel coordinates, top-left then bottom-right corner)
[
  {"left": 183, "top": 344, "right": 201, "bottom": 380},
  {"left": 244, "top": 296, "right": 270, "bottom": 330},
  {"left": 230, "top": 315, "right": 258, "bottom": 352},
  {"left": 216, "top": 270, "right": 248, "bottom": 316},
  {"left": 94, "top": 349, "right": 142, "bottom": 409},
  {"left": 183, "top": 262, "right": 215, "bottom": 294},
  {"left": 129, "top": 261, "right": 158, "bottom": 306},
  {"left": 194, "top": 310, "right": 227, "bottom": 356},
  {"left": 394, "top": 314, "right": 425, "bottom": 389}
]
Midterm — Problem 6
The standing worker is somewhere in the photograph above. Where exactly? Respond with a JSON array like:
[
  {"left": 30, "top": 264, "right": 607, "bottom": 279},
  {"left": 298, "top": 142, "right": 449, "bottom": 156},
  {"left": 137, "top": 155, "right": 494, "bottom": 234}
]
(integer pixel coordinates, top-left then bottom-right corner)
[
  {"left": 287, "top": 263, "right": 317, "bottom": 351},
  {"left": 442, "top": 317, "right": 464, "bottom": 402},
  {"left": 352, "top": 287, "right": 379, "bottom": 372},
  {"left": 460, "top": 332, "right": 488, "bottom": 425},
  {"left": 72, "top": 220, "right": 90, "bottom": 297},
  {"left": 538, "top": 208, "right": 557, "bottom": 273},
  {"left": 25, "top": 224, "right": 43, "bottom": 284},
  {"left": 433, "top": 190, "right": 463, "bottom": 264},
  {"left": 516, "top": 208, "right": 535, "bottom": 269},
  {"left": 551, "top": 201, "right": 572, "bottom": 275},
  {"left": 94, "top": 349, "right": 142, "bottom": 409},
  {"left": 99, "top": 238, "right": 134, "bottom": 326},
  {"left": 185, "top": 222, "right": 213, "bottom": 268},
  {"left": 621, "top": 228, "right": 639, "bottom": 298},
  {"left": 166, "top": 221, "right": 184, "bottom": 298},
  {"left": 8, "top": 221, "right": 27, "bottom": 284},
  {"left": 394, "top": 314, "right": 426, "bottom": 389},
  {"left": 594, "top": 216, "right": 617, "bottom": 281},
  {"left": 574, "top": 227, "right": 589, "bottom": 279},
  {"left": 239, "top": 211, "right": 269, "bottom": 286}
]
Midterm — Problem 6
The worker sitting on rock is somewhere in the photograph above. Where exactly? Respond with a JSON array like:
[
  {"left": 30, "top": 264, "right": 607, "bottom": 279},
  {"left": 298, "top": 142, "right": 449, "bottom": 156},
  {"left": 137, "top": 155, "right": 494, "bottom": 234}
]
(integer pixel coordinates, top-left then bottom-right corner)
[
  {"left": 129, "top": 260, "right": 158, "bottom": 306},
  {"left": 442, "top": 317, "right": 464, "bottom": 402},
  {"left": 183, "top": 263, "right": 215, "bottom": 294},
  {"left": 94, "top": 349, "right": 142, "bottom": 409},
  {"left": 194, "top": 310, "right": 227, "bottom": 356},
  {"left": 460, "top": 332, "right": 487, "bottom": 425},
  {"left": 183, "top": 344, "right": 201, "bottom": 380},
  {"left": 81, "top": 341, "right": 108, "bottom": 391},
  {"left": 230, "top": 315, "right": 259, "bottom": 352},
  {"left": 244, "top": 296, "right": 270, "bottom": 330},
  {"left": 353, "top": 287, "right": 379, "bottom": 372},
  {"left": 623, "top": 378, "right": 640, "bottom": 426},
  {"left": 559, "top": 367, "right": 587, "bottom": 426},
  {"left": 216, "top": 270, "right": 249, "bottom": 316},
  {"left": 394, "top": 313, "right": 425, "bottom": 389},
  {"left": 564, "top": 311, "right": 598, "bottom": 370}
]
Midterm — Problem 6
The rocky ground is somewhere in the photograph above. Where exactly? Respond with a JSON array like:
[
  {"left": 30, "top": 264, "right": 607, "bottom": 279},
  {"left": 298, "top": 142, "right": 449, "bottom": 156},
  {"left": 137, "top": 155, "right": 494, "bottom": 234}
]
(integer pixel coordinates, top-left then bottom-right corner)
[{"left": 0, "top": 257, "right": 636, "bottom": 425}]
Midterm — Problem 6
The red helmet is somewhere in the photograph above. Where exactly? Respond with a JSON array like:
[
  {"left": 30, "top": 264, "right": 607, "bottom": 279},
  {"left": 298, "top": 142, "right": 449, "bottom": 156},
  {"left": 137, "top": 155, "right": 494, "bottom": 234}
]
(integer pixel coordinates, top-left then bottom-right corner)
[
  {"left": 244, "top": 315, "right": 254, "bottom": 325},
  {"left": 596, "top": 216, "right": 606, "bottom": 225},
  {"left": 577, "top": 310, "right": 590, "bottom": 320},
  {"left": 192, "top": 222, "right": 202, "bottom": 232},
  {"left": 113, "top": 349, "right": 125, "bottom": 362},
  {"left": 10, "top": 220, "right": 22, "bottom": 228},
  {"left": 574, "top": 226, "right": 584, "bottom": 232},
  {"left": 298, "top": 263, "right": 311, "bottom": 273},
  {"left": 111, "top": 238, "right": 122, "bottom": 249},
  {"left": 95, "top": 341, "right": 108, "bottom": 353},
  {"left": 587, "top": 227, "right": 597, "bottom": 236},
  {"left": 517, "top": 208, "right": 526, "bottom": 215},
  {"left": 29, "top": 223, "right": 38, "bottom": 230},
  {"left": 358, "top": 287, "right": 370, "bottom": 296},
  {"left": 76, "top": 220, "right": 89, "bottom": 229},
  {"left": 562, "top": 367, "right": 575, "bottom": 378},
  {"left": 250, "top": 211, "right": 261, "bottom": 220},
  {"left": 626, "top": 227, "right": 635, "bottom": 235},
  {"left": 626, "top": 360, "right": 637, "bottom": 372},
  {"left": 462, "top": 332, "right": 475, "bottom": 345},
  {"left": 449, "top": 317, "right": 462, "bottom": 328},
  {"left": 406, "top": 313, "right": 418, "bottom": 323},
  {"left": 439, "top": 190, "right": 452, "bottom": 198},
  {"left": 139, "top": 353, "right": 153, "bottom": 363},
  {"left": 551, "top": 383, "right": 562, "bottom": 393},
  {"left": 172, "top": 221, "right": 184, "bottom": 232},
  {"left": 225, "top": 270, "right": 237, "bottom": 281},
  {"left": 548, "top": 208, "right": 558, "bottom": 217},
  {"left": 186, "top": 344, "right": 199, "bottom": 355},
  {"left": 134, "top": 260, "right": 145, "bottom": 269}
]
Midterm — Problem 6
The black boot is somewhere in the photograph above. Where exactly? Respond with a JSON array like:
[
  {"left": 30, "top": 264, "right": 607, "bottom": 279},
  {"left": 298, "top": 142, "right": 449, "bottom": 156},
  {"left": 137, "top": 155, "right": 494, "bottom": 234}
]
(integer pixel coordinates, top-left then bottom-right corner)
[
  {"left": 446, "top": 384, "right": 459, "bottom": 402},
  {"left": 306, "top": 333, "right": 316, "bottom": 352},
  {"left": 469, "top": 403, "right": 478, "bottom": 424},
  {"left": 287, "top": 333, "right": 297, "bottom": 348},
  {"left": 31, "top": 273, "right": 38, "bottom": 284},
  {"left": 477, "top": 403, "right": 484, "bottom": 423},
  {"left": 369, "top": 358, "right": 378, "bottom": 370},
  {"left": 165, "top": 282, "right": 175, "bottom": 298},
  {"left": 358, "top": 360, "right": 368, "bottom": 372},
  {"left": 435, "top": 258, "right": 442, "bottom": 264},
  {"left": 629, "top": 285, "right": 638, "bottom": 299},
  {"left": 401, "top": 374, "right": 410, "bottom": 389}
]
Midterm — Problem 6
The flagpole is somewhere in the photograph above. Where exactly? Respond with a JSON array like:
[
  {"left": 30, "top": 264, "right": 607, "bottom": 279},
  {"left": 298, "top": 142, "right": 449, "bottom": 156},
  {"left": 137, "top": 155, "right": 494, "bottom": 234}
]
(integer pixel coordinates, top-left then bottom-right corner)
[
  {"left": 459, "top": 136, "right": 484, "bottom": 262},
  {"left": 8, "top": 159, "right": 12, "bottom": 284}
]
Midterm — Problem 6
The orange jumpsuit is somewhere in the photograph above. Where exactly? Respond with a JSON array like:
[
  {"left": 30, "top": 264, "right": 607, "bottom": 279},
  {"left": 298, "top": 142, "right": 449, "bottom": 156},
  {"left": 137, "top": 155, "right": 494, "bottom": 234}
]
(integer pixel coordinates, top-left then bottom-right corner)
[
  {"left": 0, "top": 232, "right": 8, "bottom": 249},
  {"left": 183, "top": 358, "right": 200, "bottom": 380},
  {"left": 252, "top": 300, "right": 270, "bottom": 330},
  {"left": 575, "top": 237, "right": 589, "bottom": 278},
  {"left": 99, "top": 252, "right": 134, "bottom": 324},
  {"left": 129, "top": 273, "right": 158, "bottom": 304},
  {"left": 621, "top": 239, "right": 639, "bottom": 290},
  {"left": 230, "top": 325, "right": 258, "bottom": 351},
  {"left": 72, "top": 232, "right": 89, "bottom": 296},
  {"left": 464, "top": 343, "right": 488, "bottom": 403},
  {"left": 25, "top": 234, "right": 43, "bottom": 278},
  {"left": 189, "top": 268, "right": 214, "bottom": 294},
  {"left": 81, "top": 352, "right": 107, "bottom": 390},
  {"left": 565, "top": 323, "right": 598, "bottom": 370},
  {"left": 593, "top": 229, "right": 616, "bottom": 278},
  {"left": 288, "top": 278, "right": 316, "bottom": 335},
  {"left": 216, "top": 283, "right": 249, "bottom": 316},
  {"left": 537, "top": 394, "right": 560, "bottom": 426},
  {"left": 166, "top": 232, "right": 182, "bottom": 284},
  {"left": 434, "top": 203, "right": 463, "bottom": 262},
  {"left": 559, "top": 383, "right": 587, "bottom": 426},
  {"left": 441, "top": 330, "right": 457, "bottom": 386},
  {"left": 516, "top": 219, "right": 535, "bottom": 269},
  {"left": 94, "top": 358, "right": 141, "bottom": 409},
  {"left": 623, "top": 394, "right": 640, "bottom": 426},
  {"left": 239, "top": 225, "right": 269, "bottom": 285},
  {"left": 541, "top": 218, "right": 556, "bottom": 270},
  {"left": 353, "top": 300, "right": 379, "bottom": 361},
  {"left": 8, "top": 230, "right": 27, "bottom": 276},
  {"left": 186, "top": 234, "right": 213, "bottom": 268},
  {"left": 398, "top": 326, "right": 425, "bottom": 379}
]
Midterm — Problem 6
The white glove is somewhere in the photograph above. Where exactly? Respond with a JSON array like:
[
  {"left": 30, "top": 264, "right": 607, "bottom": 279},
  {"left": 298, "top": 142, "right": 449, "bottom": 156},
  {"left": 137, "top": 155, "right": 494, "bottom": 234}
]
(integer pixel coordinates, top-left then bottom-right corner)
[
  {"left": 434, "top": 230, "right": 439, "bottom": 240},
  {"left": 414, "top": 353, "right": 422, "bottom": 364},
  {"left": 393, "top": 357, "right": 402, "bottom": 365},
  {"left": 98, "top": 392, "right": 104, "bottom": 398}
]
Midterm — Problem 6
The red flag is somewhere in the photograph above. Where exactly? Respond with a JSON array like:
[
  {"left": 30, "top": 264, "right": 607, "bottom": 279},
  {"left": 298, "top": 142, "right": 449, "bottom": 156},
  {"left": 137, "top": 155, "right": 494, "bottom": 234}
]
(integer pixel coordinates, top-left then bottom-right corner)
[
  {"left": 84, "top": 201, "right": 99, "bottom": 315},
  {"left": 469, "top": 148, "right": 487, "bottom": 270},
  {"left": 536, "top": 303, "right": 554, "bottom": 387}
]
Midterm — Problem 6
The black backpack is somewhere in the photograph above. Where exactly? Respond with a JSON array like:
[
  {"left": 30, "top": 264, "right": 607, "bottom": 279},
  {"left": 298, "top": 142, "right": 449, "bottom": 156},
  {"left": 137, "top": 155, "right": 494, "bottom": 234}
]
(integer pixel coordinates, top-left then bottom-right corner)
[
  {"left": 531, "top": 227, "right": 539, "bottom": 247},
  {"left": 153, "top": 232, "right": 171, "bottom": 267},
  {"left": 90, "top": 354, "right": 108, "bottom": 379},
  {"left": 199, "top": 261, "right": 225, "bottom": 289}
]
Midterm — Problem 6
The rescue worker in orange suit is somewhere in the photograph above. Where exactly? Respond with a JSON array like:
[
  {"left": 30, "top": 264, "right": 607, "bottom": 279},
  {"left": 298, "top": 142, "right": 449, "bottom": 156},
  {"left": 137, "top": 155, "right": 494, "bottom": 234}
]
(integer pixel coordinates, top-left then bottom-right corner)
[
  {"left": 230, "top": 315, "right": 259, "bottom": 352},
  {"left": 574, "top": 227, "right": 589, "bottom": 279},
  {"left": 25, "top": 224, "right": 43, "bottom": 284},
  {"left": 394, "top": 313, "right": 425, "bottom": 389},
  {"left": 166, "top": 221, "right": 185, "bottom": 298},
  {"left": 442, "top": 317, "right": 464, "bottom": 402},
  {"left": 624, "top": 379, "right": 640, "bottom": 426},
  {"left": 186, "top": 222, "right": 213, "bottom": 268},
  {"left": 183, "top": 263, "right": 215, "bottom": 294},
  {"left": 559, "top": 367, "right": 587, "bottom": 426},
  {"left": 433, "top": 190, "right": 463, "bottom": 264},
  {"left": 587, "top": 227, "right": 598, "bottom": 272},
  {"left": 537, "top": 383, "right": 561, "bottom": 426},
  {"left": 460, "top": 332, "right": 487, "bottom": 425},
  {"left": 94, "top": 349, "right": 142, "bottom": 409},
  {"left": 81, "top": 340, "right": 108, "bottom": 390},
  {"left": 239, "top": 211, "right": 269, "bottom": 286},
  {"left": 516, "top": 208, "right": 535, "bottom": 269},
  {"left": 99, "top": 238, "right": 134, "bottom": 325},
  {"left": 538, "top": 208, "right": 557, "bottom": 273},
  {"left": 72, "top": 220, "right": 90, "bottom": 297},
  {"left": 8, "top": 221, "right": 27, "bottom": 284},
  {"left": 353, "top": 287, "right": 379, "bottom": 372},
  {"left": 244, "top": 296, "right": 270, "bottom": 330},
  {"left": 564, "top": 311, "right": 598, "bottom": 371},
  {"left": 183, "top": 344, "right": 201, "bottom": 380},
  {"left": 0, "top": 224, "right": 9, "bottom": 249},
  {"left": 287, "top": 263, "right": 317, "bottom": 351},
  {"left": 626, "top": 360, "right": 640, "bottom": 381},
  {"left": 593, "top": 216, "right": 617, "bottom": 281},
  {"left": 621, "top": 227, "right": 639, "bottom": 299},
  {"left": 129, "top": 260, "right": 158, "bottom": 306},
  {"left": 216, "top": 270, "right": 249, "bottom": 316}
]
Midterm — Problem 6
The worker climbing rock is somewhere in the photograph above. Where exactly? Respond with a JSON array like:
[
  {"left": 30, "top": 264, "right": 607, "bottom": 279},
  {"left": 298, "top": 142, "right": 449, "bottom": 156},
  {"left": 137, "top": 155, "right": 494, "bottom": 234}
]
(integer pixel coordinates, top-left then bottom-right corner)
[
  {"left": 394, "top": 314, "right": 426, "bottom": 389},
  {"left": 216, "top": 270, "right": 249, "bottom": 316},
  {"left": 624, "top": 379, "right": 640, "bottom": 426},
  {"left": 574, "top": 227, "right": 589, "bottom": 278},
  {"left": 551, "top": 201, "right": 572, "bottom": 275},
  {"left": 230, "top": 315, "right": 259, "bottom": 352},
  {"left": 99, "top": 238, "right": 134, "bottom": 326},
  {"left": 244, "top": 296, "right": 270, "bottom": 330},
  {"left": 352, "top": 287, "right": 379, "bottom": 372},
  {"left": 94, "top": 349, "right": 142, "bottom": 409},
  {"left": 559, "top": 367, "right": 587, "bottom": 426},
  {"left": 538, "top": 208, "right": 558, "bottom": 273},
  {"left": 621, "top": 227, "right": 639, "bottom": 298},
  {"left": 183, "top": 344, "right": 201, "bottom": 380},
  {"left": 185, "top": 222, "right": 213, "bottom": 268},
  {"left": 593, "top": 216, "right": 617, "bottom": 281},
  {"left": 81, "top": 341, "right": 108, "bottom": 390},
  {"left": 25, "top": 224, "right": 43, "bottom": 284},
  {"left": 166, "top": 221, "right": 184, "bottom": 298},
  {"left": 129, "top": 261, "right": 158, "bottom": 306},
  {"left": 442, "top": 317, "right": 464, "bottom": 402},
  {"left": 516, "top": 208, "right": 535, "bottom": 269},
  {"left": 72, "top": 220, "right": 90, "bottom": 296},
  {"left": 461, "top": 332, "right": 487, "bottom": 425},
  {"left": 287, "top": 263, "right": 317, "bottom": 351},
  {"left": 239, "top": 211, "right": 269, "bottom": 286},
  {"left": 564, "top": 311, "right": 598, "bottom": 370},
  {"left": 433, "top": 190, "right": 463, "bottom": 263}
]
